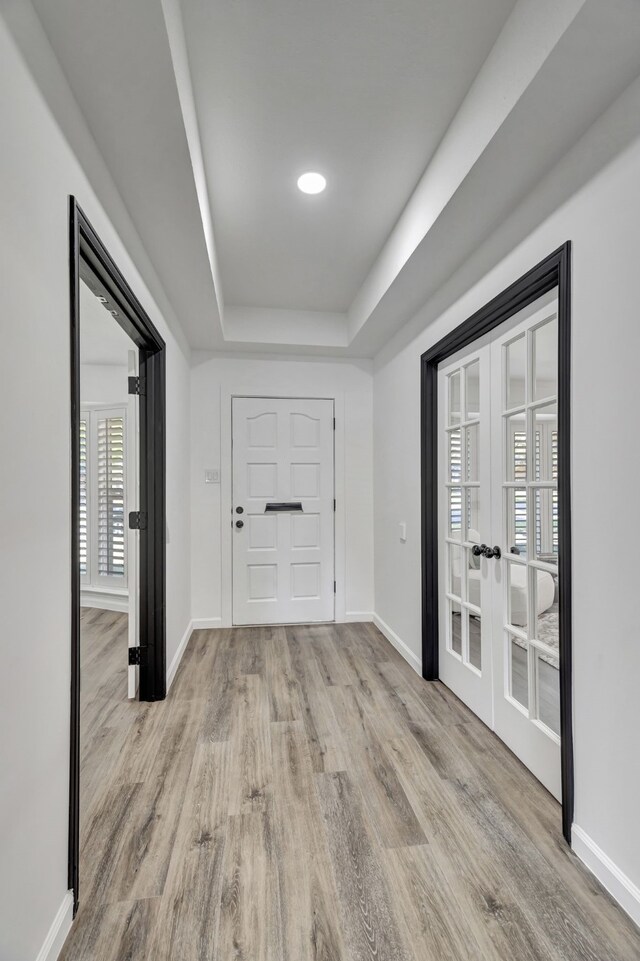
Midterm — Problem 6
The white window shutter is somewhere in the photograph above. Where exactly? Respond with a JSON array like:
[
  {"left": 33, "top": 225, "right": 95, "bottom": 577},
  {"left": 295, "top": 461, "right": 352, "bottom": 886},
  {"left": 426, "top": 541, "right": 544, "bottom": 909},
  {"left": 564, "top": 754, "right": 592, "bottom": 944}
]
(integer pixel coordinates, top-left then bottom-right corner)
[
  {"left": 79, "top": 416, "right": 89, "bottom": 578},
  {"left": 97, "top": 414, "right": 126, "bottom": 579}
]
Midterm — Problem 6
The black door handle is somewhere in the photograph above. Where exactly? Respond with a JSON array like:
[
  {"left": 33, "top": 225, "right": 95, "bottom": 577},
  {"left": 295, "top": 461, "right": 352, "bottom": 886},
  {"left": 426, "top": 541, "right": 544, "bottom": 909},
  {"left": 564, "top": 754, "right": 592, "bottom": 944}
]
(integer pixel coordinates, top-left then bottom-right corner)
[
  {"left": 482, "top": 545, "right": 502, "bottom": 559},
  {"left": 235, "top": 520, "right": 244, "bottom": 529},
  {"left": 236, "top": 506, "right": 244, "bottom": 514},
  {"left": 472, "top": 543, "right": 487, "bottom": 557}
]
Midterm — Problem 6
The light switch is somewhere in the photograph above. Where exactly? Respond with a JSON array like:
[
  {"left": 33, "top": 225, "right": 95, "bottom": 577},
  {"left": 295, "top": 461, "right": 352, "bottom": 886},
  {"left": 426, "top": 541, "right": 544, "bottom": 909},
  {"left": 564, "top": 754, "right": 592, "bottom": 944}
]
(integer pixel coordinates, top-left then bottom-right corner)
[
  {"left": 205, "top": 469, "right": 220, "bottom": 484},
  {"left": 399, "top": 522, "right": 407, "bottom": 542}
]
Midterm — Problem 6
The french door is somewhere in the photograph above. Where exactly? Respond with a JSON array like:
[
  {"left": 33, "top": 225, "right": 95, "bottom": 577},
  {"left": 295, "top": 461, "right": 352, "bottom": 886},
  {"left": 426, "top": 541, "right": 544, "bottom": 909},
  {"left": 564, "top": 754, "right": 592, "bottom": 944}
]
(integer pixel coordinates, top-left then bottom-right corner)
[{"left": 438, "top": 291, "right": 561, "bottom": 800}]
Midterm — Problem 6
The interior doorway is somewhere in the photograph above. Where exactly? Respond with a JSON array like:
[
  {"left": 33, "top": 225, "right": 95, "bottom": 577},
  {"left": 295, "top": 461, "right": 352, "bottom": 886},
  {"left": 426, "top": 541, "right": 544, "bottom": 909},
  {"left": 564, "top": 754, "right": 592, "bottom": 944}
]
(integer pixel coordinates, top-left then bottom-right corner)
[
  {"left": 421, "top": 243, "right": 573, "bottom": 841},
  {"left": 69, "top": 198, "right": 166, "bottom": 912},
  {"left": 79, "top": 278, "right": 139, "bottom": 696},
  {"left": 77, "top": 280, "right": 140, "bottom": 889}
]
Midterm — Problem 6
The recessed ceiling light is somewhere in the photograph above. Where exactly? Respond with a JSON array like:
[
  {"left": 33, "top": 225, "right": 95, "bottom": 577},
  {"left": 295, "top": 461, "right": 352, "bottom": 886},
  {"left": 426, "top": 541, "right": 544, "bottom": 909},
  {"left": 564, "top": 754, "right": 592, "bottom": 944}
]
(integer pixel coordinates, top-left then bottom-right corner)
[{"left": 297, "top": 171, "right": 326, "bottom": 195}]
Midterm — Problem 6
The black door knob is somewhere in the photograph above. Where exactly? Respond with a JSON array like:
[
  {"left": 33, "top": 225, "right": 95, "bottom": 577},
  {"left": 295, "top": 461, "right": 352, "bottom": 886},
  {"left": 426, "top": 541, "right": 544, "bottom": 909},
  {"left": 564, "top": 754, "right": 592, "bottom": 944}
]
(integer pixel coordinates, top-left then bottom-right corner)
[
  {"left": 472, "top": 544, "right": 487, "bottom": 557},
  {"left": 236, "top": 506, "right": 244, "bottom": 514},
  {"left": 482, "top": 545, "right": 502, "bottom": 559},
  {"left": 235, "top": 520, "right": 244, "bottom": 529}
]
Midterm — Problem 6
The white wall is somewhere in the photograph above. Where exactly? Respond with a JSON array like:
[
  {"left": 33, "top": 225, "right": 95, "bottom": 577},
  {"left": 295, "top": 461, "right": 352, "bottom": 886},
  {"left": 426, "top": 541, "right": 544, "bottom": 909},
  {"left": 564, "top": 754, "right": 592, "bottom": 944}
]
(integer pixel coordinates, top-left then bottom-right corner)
[
  {"left": 80, "top": 363, "right": 129, "bottom": 405},
  {"left": 191, "top": 353, "right": 374, "bottom": 625},
  {"left": 373, "top": 85, "right": 640, "bottom": 915},
  {"left": 0, "top": 13, "right": 191, "bottom": 961}
]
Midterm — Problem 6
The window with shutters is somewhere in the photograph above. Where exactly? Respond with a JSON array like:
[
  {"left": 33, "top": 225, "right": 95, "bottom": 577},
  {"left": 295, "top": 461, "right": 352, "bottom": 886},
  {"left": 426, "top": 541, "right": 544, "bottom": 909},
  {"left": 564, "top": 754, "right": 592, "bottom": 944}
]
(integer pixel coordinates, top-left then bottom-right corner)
[{"left": 80, "top": 406, "right": 127, "bottom": 589}]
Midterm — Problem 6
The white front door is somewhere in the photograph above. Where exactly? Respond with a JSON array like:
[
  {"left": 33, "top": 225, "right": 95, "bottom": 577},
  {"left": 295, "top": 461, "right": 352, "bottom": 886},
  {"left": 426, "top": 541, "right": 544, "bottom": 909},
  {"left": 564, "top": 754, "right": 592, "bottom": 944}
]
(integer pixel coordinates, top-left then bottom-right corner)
[
  {"left": 232, "top": 397, "right": 335, "bottom": 625},
  {"left": 438, "top": 290, "right": 561, "bottom": 800}
]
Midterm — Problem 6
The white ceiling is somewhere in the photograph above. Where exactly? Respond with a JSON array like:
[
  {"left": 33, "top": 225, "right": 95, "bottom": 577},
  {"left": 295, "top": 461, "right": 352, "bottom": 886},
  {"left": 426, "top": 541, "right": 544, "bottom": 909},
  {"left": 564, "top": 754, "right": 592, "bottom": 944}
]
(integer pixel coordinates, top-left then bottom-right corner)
[
  {"left": 19, "top": 0, "right": 640, "bottom": 357},
  {"left": 181, "top": 0, "right": 516, "bottom": 313}
]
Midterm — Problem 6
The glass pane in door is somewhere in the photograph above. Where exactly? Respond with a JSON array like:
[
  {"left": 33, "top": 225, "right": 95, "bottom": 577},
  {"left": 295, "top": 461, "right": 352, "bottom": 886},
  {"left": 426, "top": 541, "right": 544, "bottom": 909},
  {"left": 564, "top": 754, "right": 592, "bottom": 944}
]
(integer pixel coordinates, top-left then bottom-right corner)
[
  {"left": 506, "top": 416, "right": 527, "bottom": 482},
  {"left": 468, "top": 613, "right": 482, "bottom": 670},
  {"left": 506, "top": 487, "right": 528, "bottom": 555},
  {"left": 510, "top": 635, "right": 529, "bottom": 709},
  {"left": 536, "top": 653, "right": 560, "bottom": 734},
  {"left": 448, "top": 543, "right": 463, "bottom": 599},
  {"left": 498, "top": 294, "right": 561, "bottom": 793},
  {"left": 449, "top": 429, "right": 462, "bottom": 481},
  {"left": 449, "top": 371, "right": 461, "bottom": 423},
  {"left": 441, "top": 353, "right": 488, "bottom": 686},
  {"left": 465, "top": 424, "right": 479, "bottom": 482},
  {"left": 532, "top": 319, "right": 558, "bottom": 401},
  {"left": 448, "top": 488, "right": 462, "bottom": 535},
  {"left": 505, "top": 335, "right": 526, "bottom": 409},
  {"left": 449, "top": 601, "right": 463, "bottom": 657},
  {"left": 465, "top": 361, "right": 481, "bottom": 418}
]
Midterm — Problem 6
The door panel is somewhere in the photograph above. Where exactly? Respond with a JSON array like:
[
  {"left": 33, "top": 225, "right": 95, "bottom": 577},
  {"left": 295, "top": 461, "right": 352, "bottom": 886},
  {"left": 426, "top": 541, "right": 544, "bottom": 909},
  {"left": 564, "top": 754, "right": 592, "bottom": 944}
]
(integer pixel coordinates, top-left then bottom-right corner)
[
  {"left": 490, "top": 292, "right": 561, "bottom": 801},
  {"left": 438, "top": 346, "right": 493, "bottom": 726},
  {"left": 232, "top": 397, "right": 334, "bottom": 625},
  {"left": 438, "top": 290, "right": 561, "bottom": 800}
]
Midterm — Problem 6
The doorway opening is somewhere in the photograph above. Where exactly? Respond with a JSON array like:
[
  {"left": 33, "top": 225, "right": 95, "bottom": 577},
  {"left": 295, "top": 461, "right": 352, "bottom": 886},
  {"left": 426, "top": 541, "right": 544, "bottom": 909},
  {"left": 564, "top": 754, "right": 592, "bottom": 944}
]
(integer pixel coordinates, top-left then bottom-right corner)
[
  {"left": 69, "top": 198, "right": 166, "bottom": 912},
  {"left": 421, "top": 243, "right": 573, "bottom": 841}
]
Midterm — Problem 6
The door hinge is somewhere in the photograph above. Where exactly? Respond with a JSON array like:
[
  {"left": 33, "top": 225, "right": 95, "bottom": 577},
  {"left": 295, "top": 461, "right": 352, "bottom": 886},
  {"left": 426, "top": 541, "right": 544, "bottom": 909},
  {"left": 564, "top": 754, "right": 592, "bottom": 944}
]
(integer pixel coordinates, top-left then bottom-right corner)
[
  {"left": 333, "top": 580, "right": 336, "bottom": 593},
  {"left": 128, "top": 510, "right": 147, "bottom": 530},
  {"left": 333, "top": 417, "right": 336, "bottom": 430},
  {"left": 128, "top": 375, "right": 145, "bottom": 396},
  {"left": 128, "top": 646, "right": 147, "bottom": 666},
  {"left": 333, "top": 498, "right": 336, "bottom": 512}
]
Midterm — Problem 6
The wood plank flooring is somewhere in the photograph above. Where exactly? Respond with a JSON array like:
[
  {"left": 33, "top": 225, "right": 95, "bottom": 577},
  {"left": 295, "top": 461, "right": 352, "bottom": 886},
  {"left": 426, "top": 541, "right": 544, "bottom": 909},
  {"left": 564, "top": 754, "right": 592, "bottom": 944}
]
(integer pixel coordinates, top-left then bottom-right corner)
[{"left": 61, "top": 617, "right": 640, "bottom": 961}]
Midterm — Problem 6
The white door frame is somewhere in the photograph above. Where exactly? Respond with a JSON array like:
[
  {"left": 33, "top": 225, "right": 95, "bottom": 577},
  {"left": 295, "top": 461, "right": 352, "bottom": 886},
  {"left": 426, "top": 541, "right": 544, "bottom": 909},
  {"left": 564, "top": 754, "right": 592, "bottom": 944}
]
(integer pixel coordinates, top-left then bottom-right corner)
[{"left": 220, "top": 387, "right": 347, "bottom": 627}]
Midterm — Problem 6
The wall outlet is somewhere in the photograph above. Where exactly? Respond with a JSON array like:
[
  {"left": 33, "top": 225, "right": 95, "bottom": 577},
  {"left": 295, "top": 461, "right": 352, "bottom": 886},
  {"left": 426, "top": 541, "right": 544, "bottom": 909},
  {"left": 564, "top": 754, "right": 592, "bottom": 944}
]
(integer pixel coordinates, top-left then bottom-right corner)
[{"left": 205, "top": 469, "right": 220, "bottom": 484}]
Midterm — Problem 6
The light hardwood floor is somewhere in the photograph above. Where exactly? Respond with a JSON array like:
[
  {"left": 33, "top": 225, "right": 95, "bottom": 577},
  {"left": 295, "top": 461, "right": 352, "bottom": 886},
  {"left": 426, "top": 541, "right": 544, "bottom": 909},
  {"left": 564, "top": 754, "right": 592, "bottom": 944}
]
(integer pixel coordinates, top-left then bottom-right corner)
[{"left": 61, "top": 616, "right": 640, "bottom": 961}]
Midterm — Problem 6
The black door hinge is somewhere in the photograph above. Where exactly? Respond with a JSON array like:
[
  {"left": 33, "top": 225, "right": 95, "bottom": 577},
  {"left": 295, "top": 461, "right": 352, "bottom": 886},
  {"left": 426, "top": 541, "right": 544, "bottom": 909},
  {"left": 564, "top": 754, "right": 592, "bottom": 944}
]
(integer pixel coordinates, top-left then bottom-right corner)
[
  {"left": 128, "top": 510, "right": 147, "bottom": 530},
  {"left": 333, "top": 498, "right": 336, "bottom": 511},
  {"left": 334, "top": 580, "right": 336, "bottom": 593},
  {"left": 128, "top": 646, "right": 147, "bottom": 666},
  {"left": 128, "top": 376, "right": 145, "bottom": 396},
  {"left": 333, "top": 417, "right": 336, "bottom": 430}
]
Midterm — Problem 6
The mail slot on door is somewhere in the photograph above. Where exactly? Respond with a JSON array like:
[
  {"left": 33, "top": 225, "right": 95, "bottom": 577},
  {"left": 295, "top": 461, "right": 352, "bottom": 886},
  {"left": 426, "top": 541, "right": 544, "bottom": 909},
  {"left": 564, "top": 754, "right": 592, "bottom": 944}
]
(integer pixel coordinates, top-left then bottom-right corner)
[{"left": 264, "top": 502, "right": 303, "bottom": 513}]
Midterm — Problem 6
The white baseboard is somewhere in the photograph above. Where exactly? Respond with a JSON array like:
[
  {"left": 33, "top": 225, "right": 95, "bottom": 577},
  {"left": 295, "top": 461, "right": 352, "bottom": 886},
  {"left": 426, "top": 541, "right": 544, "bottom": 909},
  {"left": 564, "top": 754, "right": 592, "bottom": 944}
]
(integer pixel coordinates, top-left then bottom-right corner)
[
  {"left": 36, "top": 890, "right": 73, "bottom": 961},
  {"left": 166, "top": 620, "right": 193, "bottom": 693},
  {"left": 191, "top": 617, "right": 223, "bottom": 630},
  {"left": 80, "top": 588, "right": 128, "bottom": 613},
  {"left": 572, "top": 825, "right": 640, "bottom": 928},
  {"left": 344, "top": 611, "right": 373, "bottom": 623},
  {"left": 372, "top": 613, "right": 422, "bottom": 675}
]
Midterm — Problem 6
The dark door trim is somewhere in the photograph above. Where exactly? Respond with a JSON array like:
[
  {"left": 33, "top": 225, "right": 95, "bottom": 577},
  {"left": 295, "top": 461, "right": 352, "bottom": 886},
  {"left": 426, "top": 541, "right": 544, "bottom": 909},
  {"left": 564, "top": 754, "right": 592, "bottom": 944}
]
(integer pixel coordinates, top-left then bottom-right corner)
[
  {"left": 420, "top": 241, "right": 573, "bottom": 842},
  {"left": 69, "top": 197, "right": 167, "bottom": 911}
]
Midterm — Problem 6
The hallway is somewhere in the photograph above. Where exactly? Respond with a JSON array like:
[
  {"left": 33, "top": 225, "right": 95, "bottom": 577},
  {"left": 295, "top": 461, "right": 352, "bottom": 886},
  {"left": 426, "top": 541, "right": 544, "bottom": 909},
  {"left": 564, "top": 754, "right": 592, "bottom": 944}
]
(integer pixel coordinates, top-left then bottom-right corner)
[{"left": 61, "top": 621, "right": 640, "bottom": 961}]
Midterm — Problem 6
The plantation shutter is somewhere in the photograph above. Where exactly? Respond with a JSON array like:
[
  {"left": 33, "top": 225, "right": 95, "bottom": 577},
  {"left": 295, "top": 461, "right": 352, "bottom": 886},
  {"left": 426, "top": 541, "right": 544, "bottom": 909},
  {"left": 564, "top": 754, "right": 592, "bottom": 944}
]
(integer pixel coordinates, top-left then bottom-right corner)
[
  {"left": 97, "top": 414, "right": 126, "bottom": 578},
  {"left": 449, "top": 430, "right": 462, "bottom": 532},
  {"left": 513, "top": 431, "right": 527, "bottom": 549},
  {"left": 79, "top": 416, "right": 89, "bottom": 577}
]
